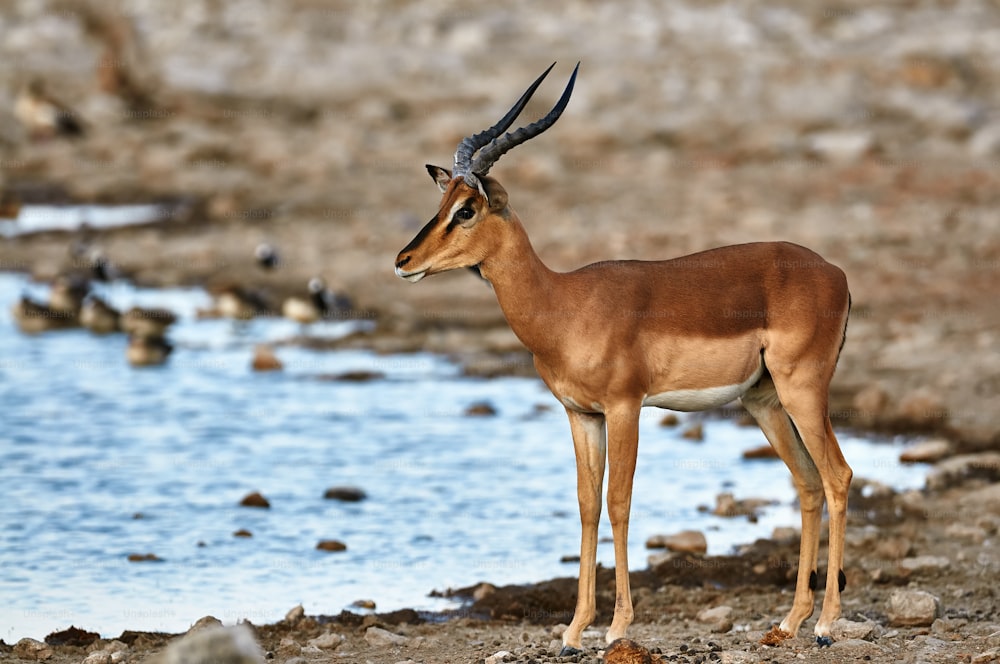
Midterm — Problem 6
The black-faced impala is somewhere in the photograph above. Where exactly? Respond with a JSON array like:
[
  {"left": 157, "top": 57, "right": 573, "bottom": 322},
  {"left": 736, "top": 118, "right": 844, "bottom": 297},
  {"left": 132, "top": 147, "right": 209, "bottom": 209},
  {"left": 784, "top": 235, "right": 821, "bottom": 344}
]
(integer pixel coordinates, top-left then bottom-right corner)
[{"left": 394, "top": 63, "right": 853, "bottom": 655}]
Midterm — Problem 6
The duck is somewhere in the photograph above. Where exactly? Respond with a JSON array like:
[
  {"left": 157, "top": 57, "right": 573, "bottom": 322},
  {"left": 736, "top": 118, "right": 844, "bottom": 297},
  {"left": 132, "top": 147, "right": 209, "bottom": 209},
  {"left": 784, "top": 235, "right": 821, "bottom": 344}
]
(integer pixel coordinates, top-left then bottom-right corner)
[
  {"left": 48, "top": 275, "right": 89, "bottom": 317},
  {"left": 11, "top": 294, "right": 78, "bottom": 334},
  {"left": 281, "top": 277, "right": 341, "bottom": 326},
  {"left": 14, "top": 78, "right": 85, "bottom": 140},
  {"left": 80, "top": 295, "right": 121, "bottom": 334},
  {"left": 121, "top": 306, "right": 177, "bottom": 338},
  {"left": 209, "top": 284, "right": 273, "bottom": 320},
  {"left": 126, "top": 333, "right": 173, "bottom": 367},
  {"left": 254, "top": 242, "right": 280, "bottom": 270}
]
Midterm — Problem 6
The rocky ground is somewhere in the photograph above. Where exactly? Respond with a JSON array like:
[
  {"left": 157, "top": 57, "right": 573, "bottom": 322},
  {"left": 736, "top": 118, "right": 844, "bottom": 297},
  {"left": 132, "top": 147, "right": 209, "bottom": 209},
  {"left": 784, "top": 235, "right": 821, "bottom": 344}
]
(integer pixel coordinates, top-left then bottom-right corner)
[{"left": 1, "top": 1, "right": 999, "bottom": 662}]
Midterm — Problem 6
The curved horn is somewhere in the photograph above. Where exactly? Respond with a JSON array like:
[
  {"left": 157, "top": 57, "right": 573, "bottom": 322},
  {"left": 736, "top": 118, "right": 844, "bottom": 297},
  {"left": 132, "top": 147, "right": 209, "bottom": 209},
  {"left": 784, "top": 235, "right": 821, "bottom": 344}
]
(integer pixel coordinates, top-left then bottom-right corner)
[
  {"left": 453, "top": 63, "right": 557, "bottom": 182},
  {"left": 470, "top": 62, "right": 579, "bottom": 178}
]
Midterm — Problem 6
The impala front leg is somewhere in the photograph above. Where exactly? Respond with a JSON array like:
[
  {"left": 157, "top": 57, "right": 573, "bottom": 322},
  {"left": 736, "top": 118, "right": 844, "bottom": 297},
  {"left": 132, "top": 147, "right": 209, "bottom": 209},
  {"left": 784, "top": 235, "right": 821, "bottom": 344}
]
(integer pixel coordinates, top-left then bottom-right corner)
[
  {"left": 605, "top": 406, "right": 640, "bottom": 643},
  {"left": 561, "top": 409, "right": 607, "bottom": 654}
]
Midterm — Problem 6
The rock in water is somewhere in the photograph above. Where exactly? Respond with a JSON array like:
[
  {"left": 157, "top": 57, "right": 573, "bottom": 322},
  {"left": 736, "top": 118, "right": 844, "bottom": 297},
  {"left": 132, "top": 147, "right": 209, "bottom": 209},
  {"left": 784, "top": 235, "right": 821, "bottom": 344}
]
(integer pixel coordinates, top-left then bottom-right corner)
[
  {"left": 162, "top": 625, "right": 264, "bottom": 664},
  {"left": 323, "top": 486, "right": 367, "bottom": 502},
  {"left": 240, "top": 491, "right": 270, "bottom": 508}
]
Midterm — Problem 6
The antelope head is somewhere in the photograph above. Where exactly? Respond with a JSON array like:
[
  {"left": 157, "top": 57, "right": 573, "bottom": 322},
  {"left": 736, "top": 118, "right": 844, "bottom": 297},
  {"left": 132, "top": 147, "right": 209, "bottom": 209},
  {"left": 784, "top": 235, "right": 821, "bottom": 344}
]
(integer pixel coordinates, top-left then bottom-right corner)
[{"left": 394, "top": 63, "right": 578, "bottom": 283}]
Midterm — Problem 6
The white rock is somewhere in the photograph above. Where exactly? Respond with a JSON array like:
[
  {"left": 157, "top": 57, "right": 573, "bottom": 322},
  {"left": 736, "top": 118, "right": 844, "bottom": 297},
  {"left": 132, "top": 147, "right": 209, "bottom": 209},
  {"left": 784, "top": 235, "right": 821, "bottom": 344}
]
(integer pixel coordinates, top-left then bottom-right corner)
[
  {"left": 307, "top": 632, "right": 344, "bottom": 650},
  {"left": 900, "top": 555, "right": 951, "bottom": 573},
  {"left": 284, "top": 604, "right": 305, "bottom": 623},
  {"left": 646, "top": 529, "right": 707, "bottom": 553},
  {"left": 807, "top": 130, "right": 875, "bottom": 163},
  {"left": 926, "top": 453, "right": 1000, "bottom": 490},
  {"left": 698, "top": 605, "right": 734, "bottom": 623},
  {"left": 831, "top": 618, "right": 876, "bottom": 641},
  {"left": 82, "top": 652, "right": 112, "bottom": 664},
  {"left": 900, "top": 439, "right": 952, "bottom": 463},
  {"left": 485, "top": 650, "right": 513, "bottom": 664},
  {"left": 365, "top": 626, "right": 408, "bottom": 648},
  {"left": 888, "top": 589, "right": 941, "bottom": 627},
  {"left": 163, "top": 625, "right": 264, "bottom": 664}
]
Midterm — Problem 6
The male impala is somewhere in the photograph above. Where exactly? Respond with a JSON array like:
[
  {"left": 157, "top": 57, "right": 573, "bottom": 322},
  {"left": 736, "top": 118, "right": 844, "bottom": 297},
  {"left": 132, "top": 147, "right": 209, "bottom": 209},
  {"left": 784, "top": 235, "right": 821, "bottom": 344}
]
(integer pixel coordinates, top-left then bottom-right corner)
[{"left": 394, "top": 64, "right": 853, "bottom": 654}]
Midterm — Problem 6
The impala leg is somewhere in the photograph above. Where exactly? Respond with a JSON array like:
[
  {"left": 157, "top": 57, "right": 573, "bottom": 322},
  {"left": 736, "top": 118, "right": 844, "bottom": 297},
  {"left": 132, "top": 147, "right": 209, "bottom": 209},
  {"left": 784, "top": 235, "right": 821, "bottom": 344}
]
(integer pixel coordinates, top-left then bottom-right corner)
[
  {"left": 778, "top": 389, "right": 853, "bottom": 640},
  {"left": 742, "top": 377, "right": 824, "bottom": 637},
  {"left": 562, "top": 410, "right": 607, "bottom": 653},
  {"left": 604, "top": 407, "right": 640, "bottom": 644}
]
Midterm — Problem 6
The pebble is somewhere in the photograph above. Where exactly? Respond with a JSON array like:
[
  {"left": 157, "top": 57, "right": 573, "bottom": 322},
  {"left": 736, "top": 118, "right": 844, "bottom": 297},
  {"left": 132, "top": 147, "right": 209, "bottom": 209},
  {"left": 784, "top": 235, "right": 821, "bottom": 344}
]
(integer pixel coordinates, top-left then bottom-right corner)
[
  {"left": 13, "top": 638, "right": 53, "bottom": 661},
  {"left": 875, "top": 535, "right": 913, "bottom": 560},
  {"left": 307, "top": 632, "right": 344, "bottom": 650},
  {"left": 127, "top": 552, "right": 163, "bottom": 562},
  {"left": 899, "top": 555, "right": 951, "bottom": 573},
  {"left": 233, "top": 529, "right": 253, "bottom": 538},
  {"left": 323, "top": 486, "right": 367, "bottom": 502},
  {"left": 831, "top": 617, "right": 876, "bottom": 641},
  {"left": 163, "top": 625, "right": 264, "bottom": 664},
  {"left": 316, "top": 539, "right": 347, "bottom": 552},
  {"left": 712, "top": 492, "right": 773, "bottom": 518},
  {"left": 82, "top": 652, "right": 113, "bottom": 664},
  {"left": 896, "top": 389, "right": 947, "bottom": 427},
  {"left": 927, "top": 453, "right": 1000, "bottom": 490},
  {"left": 364, "top": 626, "right": 408, "bottom": 647},
  {"left": 464, "top": 401, "right": 498, "bottom": 416},
  {"left": 853, "top": 383, "right": 889, "bottom": 419},
  {"left": 888, "top": 588, "right": 941, "bottom": 626},
  {"left": 741, "top": 444, "right": 778, "bottom": 460},
  {"left": 485, "top": 650, "right": 512, "bottom": 664},
  {"left": 239, "top": 491, "right": 270, "bottom": 508},
  {"left": 659, "top": 413, "right": 679, "bottom": 427},
  {"left": 681, "top": 422, "right": 704, "bottom": 441},
  {"left": 251, "top": 345, "right": 283, "bottom": 371},
  {"left": 770, "top": 526, "right": 799, "bottom": 544},
  {"left": 645, "top": 529, "right": 707, "bottom": 554},
  {"left": 959, "top": 483, "right": 1000, "bottom": 514},
  {"left": 697, "top": 605, "right": 735, "bottom": 633},
  {"left": 900, "top": 438, "right": 952, "bottom": 463}
]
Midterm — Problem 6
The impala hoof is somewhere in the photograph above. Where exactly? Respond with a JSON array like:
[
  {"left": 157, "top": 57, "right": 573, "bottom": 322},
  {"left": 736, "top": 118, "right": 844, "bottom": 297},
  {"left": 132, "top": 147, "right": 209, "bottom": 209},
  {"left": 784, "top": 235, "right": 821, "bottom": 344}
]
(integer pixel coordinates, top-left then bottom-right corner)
[
  {"left": 558, "top": 645, "right": 583, "bottom": 658},
  {"left": 816, "top": 636, "right": 834, "bottom": 648}
]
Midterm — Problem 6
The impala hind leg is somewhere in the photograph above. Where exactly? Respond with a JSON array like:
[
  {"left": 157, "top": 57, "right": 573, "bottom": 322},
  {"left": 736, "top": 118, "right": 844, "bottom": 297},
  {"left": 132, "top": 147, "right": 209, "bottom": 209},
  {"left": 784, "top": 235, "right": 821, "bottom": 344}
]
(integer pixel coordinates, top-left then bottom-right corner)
[
  {"left": 773, "top": 380, "right": 853, "bottom": 641},
  {"left": 742, "top": 376, "right": 824, "bottom": 638},
  {"left": 561, "top": 410, "right": 606, "bottom": 654}
]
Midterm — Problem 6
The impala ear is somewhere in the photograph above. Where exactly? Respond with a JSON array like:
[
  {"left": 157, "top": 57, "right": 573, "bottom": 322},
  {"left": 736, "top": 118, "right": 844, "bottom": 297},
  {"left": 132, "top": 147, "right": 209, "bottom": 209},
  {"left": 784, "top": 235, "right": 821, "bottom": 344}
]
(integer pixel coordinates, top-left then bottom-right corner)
[
  {"left": 481, "top": 176, "right": 508, "bottom": 212},
  {"left": 426, "top": 165, "right": 452, "bottom": 193}
]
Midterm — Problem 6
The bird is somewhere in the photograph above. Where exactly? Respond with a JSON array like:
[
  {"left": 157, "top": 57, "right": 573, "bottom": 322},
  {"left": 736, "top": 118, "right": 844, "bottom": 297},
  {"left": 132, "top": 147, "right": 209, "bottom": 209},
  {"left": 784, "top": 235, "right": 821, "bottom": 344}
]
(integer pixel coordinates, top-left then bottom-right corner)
[
  {"left": 207, "top": 284, "right": 273, "bottom": 321},
  {"left": 121, "top": 306, "right": 177, "bottom": 338},
  {"left": 80, "top": 294, "right": 121, "bottom": 334},
  {"left": 11, "top": 294, "right": 78, "bottom": 333},
  {"left": 281, "top": 277, "right": 351, "bottom": 326},
  {"left": 47, "top": 275, "right": 89, "bottom": 317},
  {"left": 254, "top": 243, "right": 280, "bottom": 270},
  {"left": 14, "top": 78, "right": 85, "bottom": 140},
  {"left": 126, "top": 333, "right": 172, "bottom": 367}
]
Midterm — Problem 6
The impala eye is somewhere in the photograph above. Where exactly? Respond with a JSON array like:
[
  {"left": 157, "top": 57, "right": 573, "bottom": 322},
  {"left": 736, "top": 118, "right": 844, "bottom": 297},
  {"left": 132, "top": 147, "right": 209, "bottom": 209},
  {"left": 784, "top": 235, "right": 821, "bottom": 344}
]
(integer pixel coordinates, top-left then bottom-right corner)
[{"left": 455, "top": 207, "right": 475, "bottom": 221}]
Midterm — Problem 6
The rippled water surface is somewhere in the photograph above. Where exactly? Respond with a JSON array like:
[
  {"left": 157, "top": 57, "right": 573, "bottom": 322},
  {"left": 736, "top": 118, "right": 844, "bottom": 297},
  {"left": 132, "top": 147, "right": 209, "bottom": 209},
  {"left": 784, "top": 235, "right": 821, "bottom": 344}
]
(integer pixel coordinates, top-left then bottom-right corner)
[{"left": 0, "top": 272, "right": 926, "bottom": 641}]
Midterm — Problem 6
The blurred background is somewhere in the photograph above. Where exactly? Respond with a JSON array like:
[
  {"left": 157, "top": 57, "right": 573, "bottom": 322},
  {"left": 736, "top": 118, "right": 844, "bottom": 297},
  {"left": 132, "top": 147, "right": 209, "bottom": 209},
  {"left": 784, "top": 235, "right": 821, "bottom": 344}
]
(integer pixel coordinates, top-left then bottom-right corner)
[{"left": 0, "top": 0, "right": 997, "bottom": 641}]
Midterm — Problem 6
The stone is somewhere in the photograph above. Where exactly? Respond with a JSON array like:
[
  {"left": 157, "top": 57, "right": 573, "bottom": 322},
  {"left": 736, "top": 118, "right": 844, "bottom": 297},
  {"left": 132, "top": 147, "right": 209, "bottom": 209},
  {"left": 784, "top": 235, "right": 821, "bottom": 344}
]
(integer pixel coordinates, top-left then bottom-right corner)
[
  {"left": 233, "top": 529, "right": 253, "bottom": 538},
  {"left": 972, "top": 649, "right": 1000, "bottom": 664},
  {"left": 927, "top": 453, "right": 1000, "bottom": 490},
  {"left": 307, "top": 632, "right": 344, "bottom": 650},
  {"left": 316, "top": 539, "right": 347, "bottom": 552},
  {"left": 659, "top": 413, "right": 679, "bottom": 427},
  {"left": 831, "top": 618, "right": 876, "bottom": 641},
  {"left": 603, "top": 638, "right": 653, "bottom": 664},
  {"left": 853, "top": 383, "right": 890, "bottom": 420},
  {"left": 284, "top": 605, "right": 305, "bottom": 624},
  {"left": 959, "top": 483, "right": 1000, "bottom": 515},
  {"left": 188, "top": 616, "right": 223, "bottom": 633},
  {"left": 239, "top": 491, "right": 270, "bottom": 508},
  {"left": 887, "top": 589, "right": 941, "bottom": 626},
  {"left": 82, "top": 652, "right": 113, "bottom": 664},
  {"left": 352, "top": 599, "right": 377, "bottom": 610},
  {"left": 485, "top": 650, "right": 512, "bottom": 664},
  {"left": 931, "top": 617, "right": 967, "bottom": 635},
  {"left": 875, "top": 536, "right": 913, "bottom": 560},
  {"left": 44, "top": 626, "right": 100, "bottom": 647},
  {"left": 364, "top": 626, "right": 408, "bottom": 647},
  {"left": 770, "top": 526, "right": 799, "bottom": 544},
  {"left": 251, "top": 345, "right": 282, "bottom": 371},
  {"left": 742, "top": 444, "right": 779, "bottom": 460},
  {"left": 323, "top": 486, "right": 367, "bottom": 502},
  {"left": 162, "top": 625, "right": 264, "bottom": 664},
  {"left": 464, "top": 401, "right": 497, "bottom": 416},
  {"left": 712, "top": 492, "right": 773, "bottom": 518},
  {"left": 276, "top": 637, "right": 301, "bottom": 658},
  {"left": 807, "top": 130, "right": 876, "bottom": 163},
  {"left": 900, "top": 439, "right": 952, "bottom": 464},
  {"left": 681, "top": 422, "right": 704, "bottom": 441},
  {"left": 645, "top": 529, "right": 707, "bottom": 554},
  {"left": 127, "top": 552, "right": 163, "bottom": 562},
  {"left": 14, "top": 638, "right": 53, "bottom": 661},
  {"left": 896, "top": 390, "right": 947, "bottom": 427},
  {"left": 899, "top": 555, "right": 950, "bottom": 573},
  {"left": 697, "top": 605, "right": 734, "bottom": 633}
]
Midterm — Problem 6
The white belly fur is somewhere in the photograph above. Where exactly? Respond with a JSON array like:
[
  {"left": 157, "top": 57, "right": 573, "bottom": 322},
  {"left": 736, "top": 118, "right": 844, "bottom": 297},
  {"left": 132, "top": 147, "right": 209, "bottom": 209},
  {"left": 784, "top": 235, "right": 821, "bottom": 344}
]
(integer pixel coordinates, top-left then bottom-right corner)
[{"left": 642, "top": 362, "right": 764, "bottom": 412}]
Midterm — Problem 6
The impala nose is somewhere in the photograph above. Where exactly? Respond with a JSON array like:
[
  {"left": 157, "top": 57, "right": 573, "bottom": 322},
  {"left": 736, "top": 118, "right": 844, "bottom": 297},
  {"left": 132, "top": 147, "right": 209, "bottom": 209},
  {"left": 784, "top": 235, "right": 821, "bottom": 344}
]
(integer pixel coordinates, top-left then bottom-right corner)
[{"left": 395, "top": 255, "right": 411, "bottom": 269}]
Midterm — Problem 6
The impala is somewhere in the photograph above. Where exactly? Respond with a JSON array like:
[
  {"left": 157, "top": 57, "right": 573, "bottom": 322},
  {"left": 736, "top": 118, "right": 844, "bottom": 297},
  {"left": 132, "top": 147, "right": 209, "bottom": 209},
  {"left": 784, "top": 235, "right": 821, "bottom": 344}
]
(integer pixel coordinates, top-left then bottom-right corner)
[{"left": 394, "top": 64, "right": 853, "bottom": 654}]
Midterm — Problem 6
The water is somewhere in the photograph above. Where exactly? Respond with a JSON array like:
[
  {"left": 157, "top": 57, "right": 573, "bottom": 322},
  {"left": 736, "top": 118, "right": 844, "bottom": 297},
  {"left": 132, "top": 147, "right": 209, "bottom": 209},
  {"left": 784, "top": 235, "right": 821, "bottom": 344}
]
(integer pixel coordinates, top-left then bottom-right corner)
[
  {"left": 0, "top": 205, "right": 170, "bottom": 237},
  {"left": 0, "top": 272, "right": 927, "bottom": 641}
]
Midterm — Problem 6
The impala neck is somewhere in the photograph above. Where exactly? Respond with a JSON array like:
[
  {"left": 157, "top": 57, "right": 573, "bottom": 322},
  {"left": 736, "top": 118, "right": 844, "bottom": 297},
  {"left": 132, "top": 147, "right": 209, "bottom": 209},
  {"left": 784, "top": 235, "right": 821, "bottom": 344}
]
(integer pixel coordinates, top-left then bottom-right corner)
[{"left": 478, "top": 213, "right": 561, "bottom": 356}]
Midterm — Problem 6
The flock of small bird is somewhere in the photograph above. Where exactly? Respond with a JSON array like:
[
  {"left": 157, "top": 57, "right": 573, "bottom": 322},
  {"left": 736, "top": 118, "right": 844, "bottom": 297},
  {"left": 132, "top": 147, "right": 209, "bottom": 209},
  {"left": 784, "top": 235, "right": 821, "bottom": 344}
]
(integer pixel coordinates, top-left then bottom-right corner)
[{"left": 10, "top": 242, "right": 352, "bottom": 367}]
